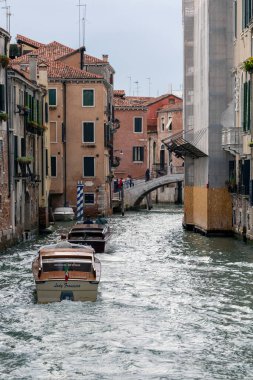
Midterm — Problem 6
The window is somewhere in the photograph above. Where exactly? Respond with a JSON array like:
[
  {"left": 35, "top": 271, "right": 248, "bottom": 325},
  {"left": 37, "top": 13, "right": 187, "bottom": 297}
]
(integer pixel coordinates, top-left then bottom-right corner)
[
  {"left": 84, "top": 193, "right": 95, "bottom": 204},
  {"left": 13, "top": 86, "right": 16, "bottom": 112},
  {"left": 46, "top": 149, "right": 49, "bottom": 176},
  {"left": 0, "top": 84, "right": 5, "bottom": 112},
  {"left": 169, "top": 98, "right": 175, "bottom": 104},
  {"left": 50, "top": 122, "right": 57, "bottom": 143},
  {"left": 242, "top": 0, "right": 253, "bottom": 29},
  {"left": 51, "top": 156, "right": 57, "bottom": 177},
  {"left": 19, "top": 89, "right": 23, "bottom": 107},
  {"left": 83, "top": 157, "right": 95, "bottom": 177},
  {"left": 234, "top": 0, "right": 237, "bottom": 38},
  {"left": 243, "top": 80, "right": 251, "bottom": 131},
  {"left": 83, "top": 122, "right": 95, "bottom": 143},
  {"left": 83, "top": 89, "right": 94, "bottom": 107},
  {"left": 0, "top": 139, "right": 3, "bottom": 160},
  {"left": 161, "top": 117, "right": 165, "bottom": 132},
  {"left": 134, "top": 117, "right": 143, "bottom": 133},
  {"left": 45, "top": 102, "right": 49, "bottom": 123},
  {"left": 166, "top": 116, "right": 173, "bottom": 131},
  {"left": 133, "top": 146, "right": 144, "bottom": 162},
  {"left": 48, "top": 89, "right": 57, "bottom": 107},
  {"left": 36, "top": 100, "right": 41, "bottom": 124}
]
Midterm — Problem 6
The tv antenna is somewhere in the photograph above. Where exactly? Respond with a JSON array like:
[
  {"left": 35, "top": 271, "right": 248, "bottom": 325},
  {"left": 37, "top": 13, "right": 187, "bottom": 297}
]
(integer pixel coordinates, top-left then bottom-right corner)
[
  {"left": 134, "top": 81, "right": 139, "bottom": 96},
  {"left": 128, "top": 76, "right": 132, "bottom": 96},
  {"left": 1, "top": 1, "right": 11, "bottom": 33},
  {"left": 146, "top": 77, "right": 151, "bottom": 96},
  {"left": 77, "top": 1, "right": 85, "bottom": 47},
  {"left": 82, "top": 4, "right": 87, "bottom": 47}
]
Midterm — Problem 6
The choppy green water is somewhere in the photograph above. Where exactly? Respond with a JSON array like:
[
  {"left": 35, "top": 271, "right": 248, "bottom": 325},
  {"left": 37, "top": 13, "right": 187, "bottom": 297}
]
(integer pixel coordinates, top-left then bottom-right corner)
[{"left": 1, "top": 205, "right": 253, "bottom": 379}]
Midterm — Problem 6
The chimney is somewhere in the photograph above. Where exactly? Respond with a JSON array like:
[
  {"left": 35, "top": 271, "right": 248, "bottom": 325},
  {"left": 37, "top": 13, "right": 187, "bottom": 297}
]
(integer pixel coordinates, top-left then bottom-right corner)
[
  {"left": 102, "top": 54, "right": 108, "bottom": 63},
  {"left": 28, "top": 54, "right": 38, "bottom": 83}
]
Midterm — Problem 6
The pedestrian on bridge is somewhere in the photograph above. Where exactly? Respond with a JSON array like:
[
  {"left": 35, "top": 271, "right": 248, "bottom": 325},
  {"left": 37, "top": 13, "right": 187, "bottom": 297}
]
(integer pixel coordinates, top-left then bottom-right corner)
[{"left": 145, "top": 168, "right": 150, "bottom": 182}]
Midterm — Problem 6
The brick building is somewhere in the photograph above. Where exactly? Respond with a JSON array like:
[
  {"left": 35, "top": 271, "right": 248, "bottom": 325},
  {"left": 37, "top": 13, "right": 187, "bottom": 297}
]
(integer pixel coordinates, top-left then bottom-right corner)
[
  {"left": 13, "top": 36, "right": 116, "bottom": 217},
  {"left": 113, "top": 91, "right": 151, "bottom": 180}
]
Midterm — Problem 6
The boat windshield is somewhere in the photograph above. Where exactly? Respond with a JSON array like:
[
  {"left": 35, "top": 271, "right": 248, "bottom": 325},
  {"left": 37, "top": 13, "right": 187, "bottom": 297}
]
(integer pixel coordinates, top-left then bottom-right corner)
[{"left": 42, "top": 259, "right": 92, "bottom": 272}]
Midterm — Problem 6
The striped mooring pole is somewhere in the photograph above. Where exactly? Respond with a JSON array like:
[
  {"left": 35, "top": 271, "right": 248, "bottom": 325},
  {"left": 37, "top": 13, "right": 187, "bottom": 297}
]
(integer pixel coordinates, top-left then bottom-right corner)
[{"left": 76, "top": 181, "right": 84, "bottom": 221}]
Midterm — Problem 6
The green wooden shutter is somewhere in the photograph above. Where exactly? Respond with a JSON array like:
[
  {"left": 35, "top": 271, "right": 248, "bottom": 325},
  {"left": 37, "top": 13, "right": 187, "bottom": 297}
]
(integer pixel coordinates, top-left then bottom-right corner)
[
  {"left": 49, "top": 89, "right": 56, "bottom": 106},
  {"left": 243, "top": 82, "right": 247, "bottom": 131},
  {"left": 83, "top": 157, "right": 94, "bottom": 176},
  {"left": 247, "top": 80, "right": 251, "bottom": 131},
  {"left": 0, "top": 84, "right": 5, "bottom": 112},
  {"left": 83, "top": 122, "right": 94, "bottom": 142},
  {"left": 140, "top": 147, "right": 144, "bottom": 162}
]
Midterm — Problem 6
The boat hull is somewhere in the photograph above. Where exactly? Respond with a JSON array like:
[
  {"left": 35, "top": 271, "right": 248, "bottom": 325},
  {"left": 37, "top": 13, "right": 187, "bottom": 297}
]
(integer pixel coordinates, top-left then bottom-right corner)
[
  {"left": 53, "top": 213, "right": 75, "bottom": 221},
  {"left": 35, "top": 279, "right": 99, "bottom": 303}
]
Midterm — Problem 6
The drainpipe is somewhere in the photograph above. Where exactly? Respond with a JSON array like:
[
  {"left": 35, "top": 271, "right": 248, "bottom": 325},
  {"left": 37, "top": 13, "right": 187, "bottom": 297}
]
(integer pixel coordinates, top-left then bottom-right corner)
[
  {"left": 63, "top": 81, "right": 67, "bottom": 206},
  {"left": 5, "top": 36, "right": 11, "bottom": 197}
]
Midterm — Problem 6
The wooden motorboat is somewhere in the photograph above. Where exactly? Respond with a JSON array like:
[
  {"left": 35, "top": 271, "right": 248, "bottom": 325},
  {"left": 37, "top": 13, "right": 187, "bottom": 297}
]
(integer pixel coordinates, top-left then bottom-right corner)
[
  {"left": 53, "top": 207, "right": 75, "bottom": 221},
  {"left": 32, "top": 241, "right": 101, "bottom": 303},
  {"left": 68, "top": 223, "right": 111, "bottom": 253}
]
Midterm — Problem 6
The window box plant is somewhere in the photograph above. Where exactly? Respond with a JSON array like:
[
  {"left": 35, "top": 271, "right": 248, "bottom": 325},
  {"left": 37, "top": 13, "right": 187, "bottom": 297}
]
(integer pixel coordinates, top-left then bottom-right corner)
[
  {"left": 0, "top": 112, "right": 8, "bottom": 122},
  {"left": 16, "top": 156, "right": 33, "bottom": 177},
  {"left": 17, "top": 105, "right": 31, "bottom": 116},
  {"left": 0, "top": 54, "right": 9, "bottom": 68},
  {"left": 243, "top": 57, "right": 253, "bottom": 73},
  {"left": 16, "top": 156, "right": 33, "bottom": 164}
]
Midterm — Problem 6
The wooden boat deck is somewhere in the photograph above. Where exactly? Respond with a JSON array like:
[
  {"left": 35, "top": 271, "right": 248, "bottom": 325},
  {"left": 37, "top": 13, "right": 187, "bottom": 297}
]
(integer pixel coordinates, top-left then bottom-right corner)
[{"left": 39, "top": 271, "right": 96, "bottom": 281}]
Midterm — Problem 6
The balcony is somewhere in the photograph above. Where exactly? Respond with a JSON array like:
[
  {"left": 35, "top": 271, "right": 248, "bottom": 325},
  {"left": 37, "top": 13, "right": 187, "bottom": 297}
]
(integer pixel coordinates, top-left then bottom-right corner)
[
  {"left": 163, "top": 129, "right": 207, "bottom": 159},
  {"left": 221, "top": 127, "right": 242, "bottom": 155}
]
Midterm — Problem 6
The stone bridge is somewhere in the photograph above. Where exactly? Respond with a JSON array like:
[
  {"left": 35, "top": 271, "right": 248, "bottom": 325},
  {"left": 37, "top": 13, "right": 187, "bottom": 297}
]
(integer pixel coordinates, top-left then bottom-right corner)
[{"left": 123, "top": 173, "right": 184, "bottom": 208}]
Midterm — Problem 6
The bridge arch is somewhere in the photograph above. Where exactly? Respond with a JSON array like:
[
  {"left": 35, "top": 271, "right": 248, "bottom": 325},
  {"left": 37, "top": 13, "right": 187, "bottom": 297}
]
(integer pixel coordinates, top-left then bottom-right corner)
[{"left": 124, "top": 173, "right": 184, "bottom": 208}]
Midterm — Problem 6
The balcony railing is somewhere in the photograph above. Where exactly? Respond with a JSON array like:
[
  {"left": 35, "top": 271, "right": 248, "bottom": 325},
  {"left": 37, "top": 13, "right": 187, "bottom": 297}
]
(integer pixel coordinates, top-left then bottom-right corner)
[
  {"left": 163, "top": 129, "right": 207, "bottom": 159},
  {"left": 221, "top": 127, "right": 242, "bottom": 155}
]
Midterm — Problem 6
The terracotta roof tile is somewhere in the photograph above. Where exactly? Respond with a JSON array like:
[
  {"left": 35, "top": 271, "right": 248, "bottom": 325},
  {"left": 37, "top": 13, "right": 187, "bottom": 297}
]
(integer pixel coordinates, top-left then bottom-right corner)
[
  {"left": 14, "top": 35, "right": 114, "bottom": 73},
  {"left": 12, "top": 41, "right": 75, "bottom": 64},
  {"left": 113, "top": 90, "right": 125, "bottom": 97},
  {"left": 16, "top": 34, "right": 45, "bottom": 49},
  {"left": 158, "top": 103, "right": 183, "bottom": 112},
  {"left": 146, "top": 93, "right": 182, "bottom": 106},
  {"left": 47, "top": 61, "right": 103, "bottom": 80},
  {"left": 10, "top": 59, "right": 102, "bottom": 80},
  {"left": 114, "top": 94, "right": 154, "bottom": 109}
]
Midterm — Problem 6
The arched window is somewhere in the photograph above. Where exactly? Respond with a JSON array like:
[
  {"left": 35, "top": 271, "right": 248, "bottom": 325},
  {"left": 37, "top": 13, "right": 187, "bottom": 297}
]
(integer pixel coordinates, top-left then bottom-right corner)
[{"left": 153, "top": 142, "right": 156, "bottom": 164}]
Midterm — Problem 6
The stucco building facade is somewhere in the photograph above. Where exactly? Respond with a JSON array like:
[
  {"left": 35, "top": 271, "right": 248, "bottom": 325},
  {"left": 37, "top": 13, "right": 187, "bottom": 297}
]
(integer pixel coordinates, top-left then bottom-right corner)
[
  {"left": 182, "top": 0, "right": 234, "bottom": 235},
  {"left": 13, "top": 36, "right": 116, "bottom": 218}
]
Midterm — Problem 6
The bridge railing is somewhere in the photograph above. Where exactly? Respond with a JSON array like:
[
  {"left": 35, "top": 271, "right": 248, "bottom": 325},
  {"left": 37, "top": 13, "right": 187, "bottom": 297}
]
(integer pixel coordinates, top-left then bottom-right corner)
[{"left": 112, "top": 167, "right": 184, "bottom": 195}]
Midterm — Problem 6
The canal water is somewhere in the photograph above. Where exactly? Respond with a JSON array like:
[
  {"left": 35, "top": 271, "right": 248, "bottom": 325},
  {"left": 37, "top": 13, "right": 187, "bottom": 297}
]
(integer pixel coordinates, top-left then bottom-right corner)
[{"left": 1, "top": 205, "right": 253, "bottom": 379}]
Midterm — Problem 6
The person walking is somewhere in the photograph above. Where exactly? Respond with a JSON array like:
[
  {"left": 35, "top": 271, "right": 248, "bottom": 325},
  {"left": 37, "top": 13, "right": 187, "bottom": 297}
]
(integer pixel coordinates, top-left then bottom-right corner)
[{"left": 145, "top": 168, "right": 150, "bottom": 182}]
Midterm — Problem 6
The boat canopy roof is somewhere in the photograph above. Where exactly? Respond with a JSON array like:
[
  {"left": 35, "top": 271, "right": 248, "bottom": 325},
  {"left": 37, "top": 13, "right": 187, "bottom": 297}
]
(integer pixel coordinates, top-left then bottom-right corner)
[
  {"left": 53, "top": 207, "right": 74, "bottom": 213},
  {"left": 70, "top": 224, "right": 106, "bottom": 232},
  {"left": 39, "top": 242, "right": 94, "bottom": 254}
]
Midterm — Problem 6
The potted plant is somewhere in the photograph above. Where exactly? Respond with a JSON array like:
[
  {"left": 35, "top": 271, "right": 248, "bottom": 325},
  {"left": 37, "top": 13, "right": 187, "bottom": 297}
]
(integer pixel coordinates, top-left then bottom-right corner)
[
  {"left": 28, "top": 120, "right": 39, "bottom": 128},
  {"left": 0, "top": 54, "right": 9, "bottom": 68},
  {"left": 0, "top": 112, "right": 8, "bottom": 122},
  {"left": 16, "top": 156, "right": 33, "bottom": 164},
  {"left": 243, "top": 57, "right": 253, "bottom": 73},
  {"left": 16, "top": 156, "right": 33, "bottom": 177},
  {"left": 16, "top": 105, "right": 31, "bottom": 116},
  {"left": 225, "top": 177, "right": 237, "bottom": 193}
]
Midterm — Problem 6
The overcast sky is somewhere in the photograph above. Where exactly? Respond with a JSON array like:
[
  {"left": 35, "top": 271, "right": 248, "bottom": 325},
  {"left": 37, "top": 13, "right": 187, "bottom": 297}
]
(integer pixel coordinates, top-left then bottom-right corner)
[{"left": 0, "top": 0, "right": 183, "bottom": 97}]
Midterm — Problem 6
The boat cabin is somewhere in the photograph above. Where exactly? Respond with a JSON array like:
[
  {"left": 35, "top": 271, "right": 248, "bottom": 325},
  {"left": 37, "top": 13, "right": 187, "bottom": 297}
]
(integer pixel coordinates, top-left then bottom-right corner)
[{"left": 36, "top": 245, "right": 96, "bottom": 280}]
